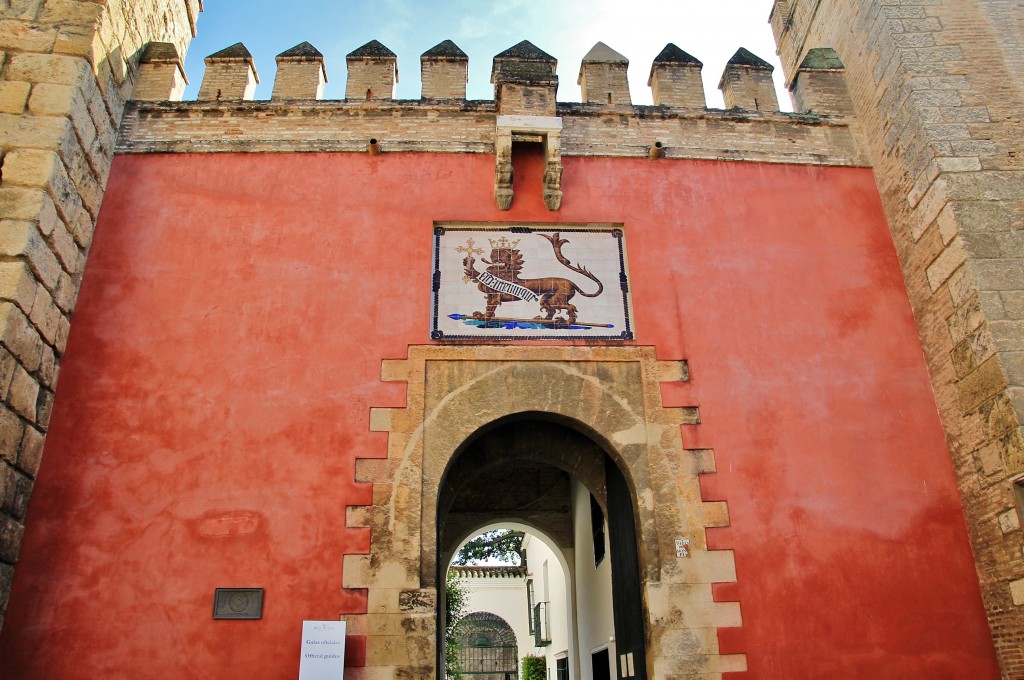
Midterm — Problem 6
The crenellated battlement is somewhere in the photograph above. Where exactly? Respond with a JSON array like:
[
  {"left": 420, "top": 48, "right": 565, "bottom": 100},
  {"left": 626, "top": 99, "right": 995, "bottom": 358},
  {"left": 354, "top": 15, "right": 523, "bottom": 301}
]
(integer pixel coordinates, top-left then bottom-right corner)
[
  {"left": 122, "top": 37, "right": 865, "bottom": 212},
  {"left": 131, "top": 37, "right": 855, "bottom": 117}
]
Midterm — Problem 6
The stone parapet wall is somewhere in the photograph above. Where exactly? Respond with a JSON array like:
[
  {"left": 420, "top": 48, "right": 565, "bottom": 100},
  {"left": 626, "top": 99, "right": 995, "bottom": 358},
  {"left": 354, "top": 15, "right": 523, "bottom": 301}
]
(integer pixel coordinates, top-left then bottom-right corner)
[
  {"left": 773, "top": 0, "right": 1024, "bottom": 676},
  {"left": 0, "top": 0, "right": 199, "bottom": 632},
  {"left": 115, "top": 99, "right": 866, "bottom": 167}
]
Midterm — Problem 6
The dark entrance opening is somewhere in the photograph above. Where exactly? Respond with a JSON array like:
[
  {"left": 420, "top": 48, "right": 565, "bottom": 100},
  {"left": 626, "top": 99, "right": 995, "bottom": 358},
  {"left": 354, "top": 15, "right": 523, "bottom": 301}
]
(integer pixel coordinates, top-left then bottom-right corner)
[
  {"left": 436, "top": 415, "right": 648, "bottom": 680},
  {"left": 592, "top": 647, "right": 612, "bottom": 680}
]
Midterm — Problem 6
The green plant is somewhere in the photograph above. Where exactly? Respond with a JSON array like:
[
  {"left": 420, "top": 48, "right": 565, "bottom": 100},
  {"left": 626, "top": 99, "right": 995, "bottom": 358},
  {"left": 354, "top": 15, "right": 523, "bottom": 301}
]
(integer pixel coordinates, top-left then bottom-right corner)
[
  {"left": 522, "top": 654, "right": 546, "bottom": 680},
  {"left": 452, "top": 529, "right": 524, "bottom": 565},
  {"left": 445, "top": 569, "right": 468, "bottom": 680}
]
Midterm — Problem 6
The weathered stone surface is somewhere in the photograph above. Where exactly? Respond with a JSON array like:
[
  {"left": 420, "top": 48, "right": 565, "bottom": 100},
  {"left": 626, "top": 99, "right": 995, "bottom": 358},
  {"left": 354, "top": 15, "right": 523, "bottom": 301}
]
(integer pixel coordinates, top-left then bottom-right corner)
[
  {"left": 350, "top": 345, "right": 739, "bottom": 677},
  {"left": 773, "top": 1, "right": 1024, "bottom": 671}
]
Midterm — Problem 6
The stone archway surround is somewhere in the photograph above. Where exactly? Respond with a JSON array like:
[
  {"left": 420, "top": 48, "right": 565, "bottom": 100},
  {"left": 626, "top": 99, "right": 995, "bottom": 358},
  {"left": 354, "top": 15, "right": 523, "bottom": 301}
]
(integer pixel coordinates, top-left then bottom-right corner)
[{"left": 342, "top": 346, "right": 746, "bottom": 679}]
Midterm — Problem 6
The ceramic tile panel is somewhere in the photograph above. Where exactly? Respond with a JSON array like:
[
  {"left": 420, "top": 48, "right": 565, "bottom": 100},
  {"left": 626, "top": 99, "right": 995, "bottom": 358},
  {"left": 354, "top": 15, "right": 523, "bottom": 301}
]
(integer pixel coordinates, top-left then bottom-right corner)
[{"left": 432, "top": 223, "right": 633, "bottom": 340}]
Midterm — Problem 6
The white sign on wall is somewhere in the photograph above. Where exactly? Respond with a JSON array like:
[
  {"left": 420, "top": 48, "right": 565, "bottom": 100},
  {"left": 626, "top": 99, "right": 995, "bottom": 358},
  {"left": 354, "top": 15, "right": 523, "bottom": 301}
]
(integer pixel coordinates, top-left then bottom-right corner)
[{"left": 298, "top": 620, "right": 346, "bottom": 680}]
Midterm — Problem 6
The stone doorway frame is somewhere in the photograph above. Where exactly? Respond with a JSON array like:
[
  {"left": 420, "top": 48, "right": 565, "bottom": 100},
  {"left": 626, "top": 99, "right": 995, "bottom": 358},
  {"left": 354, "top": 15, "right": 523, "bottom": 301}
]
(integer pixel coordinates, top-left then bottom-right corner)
[{"left": 342, "top": 346, "right": 746, "bottom": 679}]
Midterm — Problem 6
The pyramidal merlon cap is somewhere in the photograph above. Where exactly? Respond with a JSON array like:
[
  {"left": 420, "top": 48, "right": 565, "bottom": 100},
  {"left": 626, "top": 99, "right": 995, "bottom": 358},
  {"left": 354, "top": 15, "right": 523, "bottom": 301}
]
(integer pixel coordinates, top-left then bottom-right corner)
[
  {"left": 652, "top": 43, "right": 702, "bottom": 67},
  {"left": 206, "top": 42, "right": 253, "bottom": 61},
  {"left": 203, "top": 42, "right": 258, "bottom": 84},
  {"left": 582, "top": 42, "right": 628, "bottom": 64},
  {"left": 798, "top": 47, "right": 845, "bottom": 70},
  {"left": 347, "top": 40, "right": 397, "bottom": 59},
  {"left": 277, "top": 41, "right": 323, "bottom": 60},
  {"left": 727, "top": 47, "right": 774, "bottom": 70},
  {"left": 423, "top": 39, "right": 468, "bottom": 60},
  {"left": 141, "top": 42, "right": 181, "bottom": 63},
  {"left": 494, "top": 40, "right": 556, "bottom": 63}
]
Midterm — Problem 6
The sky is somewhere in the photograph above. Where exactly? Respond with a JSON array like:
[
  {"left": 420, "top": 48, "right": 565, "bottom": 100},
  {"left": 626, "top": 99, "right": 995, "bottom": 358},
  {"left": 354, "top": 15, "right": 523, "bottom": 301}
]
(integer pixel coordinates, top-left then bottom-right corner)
[{"left": 181, "top": 0, "right": 790, "bottom": 109}]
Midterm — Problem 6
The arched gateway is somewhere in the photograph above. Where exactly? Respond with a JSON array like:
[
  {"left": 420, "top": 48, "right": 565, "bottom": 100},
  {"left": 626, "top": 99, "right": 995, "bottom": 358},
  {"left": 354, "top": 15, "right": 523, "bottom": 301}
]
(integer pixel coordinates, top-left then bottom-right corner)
[{"left": 343, "top": 346, "right": 745, "bottom": 679}]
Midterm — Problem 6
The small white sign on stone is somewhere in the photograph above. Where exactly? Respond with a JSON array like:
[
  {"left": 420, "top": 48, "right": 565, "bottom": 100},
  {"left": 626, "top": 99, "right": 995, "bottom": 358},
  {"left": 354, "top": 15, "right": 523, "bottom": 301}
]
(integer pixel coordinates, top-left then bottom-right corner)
[{"left": 298, "top": 620, "right": 346, "bottom": 680}]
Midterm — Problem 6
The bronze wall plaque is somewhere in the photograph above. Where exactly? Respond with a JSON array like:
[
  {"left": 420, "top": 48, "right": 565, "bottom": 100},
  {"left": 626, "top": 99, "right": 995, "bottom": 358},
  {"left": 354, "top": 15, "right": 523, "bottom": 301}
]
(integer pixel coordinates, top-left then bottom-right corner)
[{"left": 212, "top": 588, "right": 264, "bottom": 620}]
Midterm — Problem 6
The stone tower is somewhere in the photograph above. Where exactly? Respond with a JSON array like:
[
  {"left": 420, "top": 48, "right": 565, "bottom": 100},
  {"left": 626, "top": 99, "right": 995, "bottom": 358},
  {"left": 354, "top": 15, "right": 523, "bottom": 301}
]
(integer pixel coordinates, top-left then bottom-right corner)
[{"left": 772, "top": 0, "right": 1024, "bottom": 675}]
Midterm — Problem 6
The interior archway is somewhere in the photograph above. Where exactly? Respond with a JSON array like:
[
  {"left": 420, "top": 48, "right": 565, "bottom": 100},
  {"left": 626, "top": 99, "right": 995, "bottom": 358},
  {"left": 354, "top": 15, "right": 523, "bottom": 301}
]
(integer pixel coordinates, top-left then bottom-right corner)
[{"left": 437, "top": 416, "right": 647, "bottom": 680}]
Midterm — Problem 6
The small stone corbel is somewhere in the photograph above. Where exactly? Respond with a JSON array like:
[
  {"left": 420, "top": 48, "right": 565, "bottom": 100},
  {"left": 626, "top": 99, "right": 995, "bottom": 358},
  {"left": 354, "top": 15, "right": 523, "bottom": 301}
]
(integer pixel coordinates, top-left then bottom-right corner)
[
  {"left": 494, "top": 114, "right": 563, "bottom": 211},
  {"left": 495, "top": 143, "right": 514, "bottom": 211},
  {"left": 543, "top": 161, "right": 562, "bottom": 210}
]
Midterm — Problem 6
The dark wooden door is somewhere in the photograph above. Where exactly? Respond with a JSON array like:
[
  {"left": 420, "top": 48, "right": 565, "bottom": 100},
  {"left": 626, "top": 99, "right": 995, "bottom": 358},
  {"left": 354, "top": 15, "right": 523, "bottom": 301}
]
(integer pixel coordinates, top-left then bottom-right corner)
[{"left": 606, "top": 458, "right": 647, "bottom": 680}]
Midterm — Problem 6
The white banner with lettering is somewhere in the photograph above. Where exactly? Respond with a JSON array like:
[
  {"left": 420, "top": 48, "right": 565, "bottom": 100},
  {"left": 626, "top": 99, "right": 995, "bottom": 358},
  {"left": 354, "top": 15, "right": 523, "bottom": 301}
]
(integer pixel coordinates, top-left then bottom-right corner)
[{"left": 298, "top": 620, "right": 346, "bottom": 680}]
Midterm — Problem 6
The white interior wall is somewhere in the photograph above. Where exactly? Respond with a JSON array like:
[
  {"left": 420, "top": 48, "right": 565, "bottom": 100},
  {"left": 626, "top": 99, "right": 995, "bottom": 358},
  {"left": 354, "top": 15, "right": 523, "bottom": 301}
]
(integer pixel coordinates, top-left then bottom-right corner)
[{"left": 572, "top": 479, "right": 616, "bottom": 680}]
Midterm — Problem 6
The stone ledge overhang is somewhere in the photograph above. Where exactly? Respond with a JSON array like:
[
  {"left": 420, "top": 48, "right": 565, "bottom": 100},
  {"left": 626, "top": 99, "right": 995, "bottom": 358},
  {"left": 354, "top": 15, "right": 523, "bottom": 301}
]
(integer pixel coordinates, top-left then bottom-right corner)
[{"left": 115, "top": 98, "right": 867, "bottom": 167}]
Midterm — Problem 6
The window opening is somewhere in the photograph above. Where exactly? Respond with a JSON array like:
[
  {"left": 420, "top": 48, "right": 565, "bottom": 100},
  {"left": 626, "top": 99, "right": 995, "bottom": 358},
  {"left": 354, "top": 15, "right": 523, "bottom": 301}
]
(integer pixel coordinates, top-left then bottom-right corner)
[{"left": 591, "top": 494, "right": 606, "bottom": 566}]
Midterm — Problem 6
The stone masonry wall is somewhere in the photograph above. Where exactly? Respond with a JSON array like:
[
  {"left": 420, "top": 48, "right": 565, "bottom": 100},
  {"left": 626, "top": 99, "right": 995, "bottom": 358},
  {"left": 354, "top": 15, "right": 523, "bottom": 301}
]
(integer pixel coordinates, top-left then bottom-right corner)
[
  {"left": 116, "top": 99, "right": 866, "bottom": 168},
  {"left": 0, "top": 0, "right": 198, "bottom": 632},
  {"left": 773, "top": 0, "right": 1024, "bottom": 676}
]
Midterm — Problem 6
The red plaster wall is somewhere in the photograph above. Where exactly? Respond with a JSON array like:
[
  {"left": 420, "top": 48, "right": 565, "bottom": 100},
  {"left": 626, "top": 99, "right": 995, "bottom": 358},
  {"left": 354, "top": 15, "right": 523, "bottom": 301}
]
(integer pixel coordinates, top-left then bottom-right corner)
[{"left": 0, "top": 149, "right": 1000, "bottom": 678}]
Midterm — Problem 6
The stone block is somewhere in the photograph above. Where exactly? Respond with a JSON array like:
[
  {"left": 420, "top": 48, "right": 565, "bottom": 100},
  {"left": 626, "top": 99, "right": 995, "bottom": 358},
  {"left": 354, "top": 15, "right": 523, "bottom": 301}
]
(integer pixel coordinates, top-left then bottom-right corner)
[
  {"left": 342, "top": 554, "right": 371, "bottom": 589},
  {"left": 6, "top": 364, "right": 38, "bottom": 421},
  {"left": 0, "top": 303, "right": 43, "bottom": 372},
  {"left": 37, "top": 345, "right": 56, "bottom": 389},
  {"left": 702, "top": 501, "right": 730, "bottom": 527},
  {"left": 54, "top": 314, "right": 70, "bottom": 354},
  {"left": 0, "top": 81, "right": 30, "bottom": 114},
  {"left": 28, "top": 285, "right": 60, "bottom": 346},
  {"left": 0, "top": 19, "right": 56, "bottom": 52},
  {"left": 677, "top": 549, "right": 737, "bottom": 584},
  {"left": 0, "top": 261, "right": 38, "bottom": 315},
  {"left": 35, "top": 388, "right": 53, "bottom": 429},
  {"left": 364, "top": 613, "right": 432, "bottom": 637},
  {"left": 27, "top": 82, "right": 78, "bottom": 119},
  {"left": 946, "top": 264, "right": 976, "bottom": 308},
  {"left": 951, "top": 327, "right": 995, "bottom": 379},
  {"left": 0, "top": 560, "right": 12, "bottom": 612},
  {"left": 0, "top": 221, "right": 62, "bottom": 292},
  {"left": 978, "top": 440, "right": 1004, "bottom": 475},
  {"left": 53, "top": 23, "right": 102, "bottom": 62},
  {"left": 958, "top": 356, "right": 1008, "bottom": 412},
  {"left": 998, "top": 508, "right": 1020, "bottom": 533},
  {"left": 38, "top": 0, "right": 105, "bottom": 26},
  {"left": 0, "top": 112, "right": 72, "bottom": 155},
  {"left": 363, "top": 633, "right": 433, "bottom": 667},
  {"left": 380, "top": 359, "right": 410, "bottom": 382},
  {"left": 0, "top": 349, "right": 15, "bottom": 398},
  {"left": 989, "top": 320, "right": 1024, "bottom": 352},
  {"left": 44, "top": 220, "right": 78, "bottom": 274},
  {"left": 1011, "top": 577, "right": 1024, "bottom": 606},
  {"left": 1, "top": 149, "right": 82, "bottom": 229},
  {"left": 946, "top": 294, "right": 984, "bottom": 346},
  {"left": 1002, "top": 291, "right": 1024, "bottom": 320},
  {"left": 71, "top": 210, "right": 94, "bottom": 249},
  {"left": 4, "top": 52, "right": 91, "bottom": 87},
  {"left": 17, "top": 425, "right": 44, "bottom": 477},
  {"left": 354, "top": 459, "right": 389, "bottom": 484},
  {"left": 974, "top": 259, "right": 1024, "bottom": 291},
  {"left": 0, "top": 187, "right": 60, "bottom": 238},
  {"left": 0, "top": 404, "right": 23, "bottom": 465},
  {"left": 963, "top": 233, "right": 1001, "bottom": 259},
  {"left": 368, "top": 408, "right": 392, "bottom": 432},
  {"left": 687, "top": 449, "right": 716, "bottom": 474},
  {"left": 0, "top": 514, "right": 24, "bottom": 563}
]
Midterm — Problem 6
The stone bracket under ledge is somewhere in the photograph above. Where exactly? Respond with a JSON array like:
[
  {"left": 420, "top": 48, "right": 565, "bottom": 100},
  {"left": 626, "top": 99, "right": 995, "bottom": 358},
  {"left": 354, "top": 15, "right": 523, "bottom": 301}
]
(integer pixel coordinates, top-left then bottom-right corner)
[{"left": 495, "top": 114, "right": 563, "bottom": 211}]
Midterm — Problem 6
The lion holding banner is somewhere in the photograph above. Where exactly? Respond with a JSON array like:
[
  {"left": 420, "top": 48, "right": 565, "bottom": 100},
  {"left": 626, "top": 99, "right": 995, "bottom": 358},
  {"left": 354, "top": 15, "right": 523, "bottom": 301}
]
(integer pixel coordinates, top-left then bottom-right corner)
[{"left": 461, "top": 233, "right": 603, "bottom": 326}]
